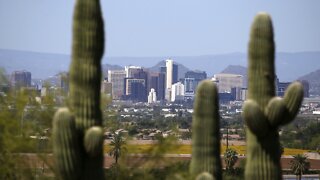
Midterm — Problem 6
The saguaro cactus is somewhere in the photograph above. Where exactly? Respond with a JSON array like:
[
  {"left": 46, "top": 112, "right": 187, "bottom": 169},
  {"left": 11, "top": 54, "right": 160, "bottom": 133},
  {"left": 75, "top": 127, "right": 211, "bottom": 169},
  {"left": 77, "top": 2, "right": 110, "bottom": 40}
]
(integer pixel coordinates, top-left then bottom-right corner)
[
  {"left": 243, "top": 12, "right": 303, "bottom": 179},
  {"left": 190, "top": 80, "right": 222, "bottom": 180},
  {"left": 52, "top": 0, "right": 105, "bottom": 179}
]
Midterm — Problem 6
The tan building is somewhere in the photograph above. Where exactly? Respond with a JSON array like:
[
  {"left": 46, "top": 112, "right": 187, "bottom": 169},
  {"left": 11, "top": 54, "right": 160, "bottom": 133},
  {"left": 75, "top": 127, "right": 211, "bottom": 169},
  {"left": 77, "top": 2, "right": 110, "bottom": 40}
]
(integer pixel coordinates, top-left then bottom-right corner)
[
  {"left": 213, "top": 73, "right": 244, "bottom": 93},
  {"left": 108, "top": 70, "right": 126, "bottom": 99}
]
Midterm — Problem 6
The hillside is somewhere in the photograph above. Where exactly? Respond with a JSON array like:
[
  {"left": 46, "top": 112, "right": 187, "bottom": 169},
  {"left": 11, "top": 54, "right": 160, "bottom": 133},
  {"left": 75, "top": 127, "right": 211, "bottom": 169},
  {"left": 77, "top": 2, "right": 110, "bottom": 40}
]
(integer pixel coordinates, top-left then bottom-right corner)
[
  {"left": 298, "top": 69, "right": 320, "bottom": 96},
  {"left": 221, "top": 65, "right": 248, "bottom": 87}
]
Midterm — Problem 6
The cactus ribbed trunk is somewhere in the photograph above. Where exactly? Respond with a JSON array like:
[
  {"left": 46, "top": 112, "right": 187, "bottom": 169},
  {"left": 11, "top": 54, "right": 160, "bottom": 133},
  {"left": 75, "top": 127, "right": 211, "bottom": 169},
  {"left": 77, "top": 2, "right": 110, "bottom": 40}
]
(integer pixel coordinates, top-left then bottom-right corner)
[
  {"left": 190, "top": 80, "right": 222, "bottom": 180},
  {"left": 246, "top": 13, "right": 281, "bottom": 180},
  {"left": 53, "top": 0, "right": 105, "bottom": 179},
  {"left": 70, "top": 0, "right": 104, "bottom": 131},
  {"left": 243, "top": 13, "right": 303, "bottom": 180}
]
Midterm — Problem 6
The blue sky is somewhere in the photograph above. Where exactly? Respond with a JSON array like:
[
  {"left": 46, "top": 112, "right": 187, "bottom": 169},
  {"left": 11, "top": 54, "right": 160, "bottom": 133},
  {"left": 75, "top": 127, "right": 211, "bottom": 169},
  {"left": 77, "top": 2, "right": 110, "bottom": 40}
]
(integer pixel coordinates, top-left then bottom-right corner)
[{"left": 0, "top": 0, "right": 319, "bottom": 57}]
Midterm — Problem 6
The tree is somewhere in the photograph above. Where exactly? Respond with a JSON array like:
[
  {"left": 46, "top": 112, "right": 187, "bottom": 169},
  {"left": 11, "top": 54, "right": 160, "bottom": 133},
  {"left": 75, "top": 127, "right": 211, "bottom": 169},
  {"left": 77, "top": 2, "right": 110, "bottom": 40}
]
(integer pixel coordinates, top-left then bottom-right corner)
[
  {"left": 224, "top": 148, "right": 238, "bottom": 173},
  {"left": 109, "top": 133, "right": 126, "bottom": 164},
  {"left": 290, "top": 154, "right": 310, "bottom": 180}
]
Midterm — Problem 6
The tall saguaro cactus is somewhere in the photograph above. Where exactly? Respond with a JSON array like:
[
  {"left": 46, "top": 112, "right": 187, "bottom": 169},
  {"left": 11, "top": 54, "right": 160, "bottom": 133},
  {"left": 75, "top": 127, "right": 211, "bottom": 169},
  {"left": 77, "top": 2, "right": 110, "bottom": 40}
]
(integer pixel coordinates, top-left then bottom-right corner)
[
  {"left": 190, "top": 80, "right": 222, "bottom": 180},
  {"left": 52, "top": 0, "right": 105, "bottom": 179},
  {"left": 243, "top": 12, "right": 304, "bottom": 179}
]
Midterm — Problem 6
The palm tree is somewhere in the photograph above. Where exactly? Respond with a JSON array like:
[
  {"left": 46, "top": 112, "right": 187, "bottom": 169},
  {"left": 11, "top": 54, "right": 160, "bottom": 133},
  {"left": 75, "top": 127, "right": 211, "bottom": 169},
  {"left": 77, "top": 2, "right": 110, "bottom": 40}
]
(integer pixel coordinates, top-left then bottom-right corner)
[
  {"left": 290, "top": 154, "right": 310, "bottom": 180},
  {"left": 224, "top": 148, "right": 238, "bottom": 173},
  {"left": 109, "top": 133, "right": 126, "bottom": 164}
]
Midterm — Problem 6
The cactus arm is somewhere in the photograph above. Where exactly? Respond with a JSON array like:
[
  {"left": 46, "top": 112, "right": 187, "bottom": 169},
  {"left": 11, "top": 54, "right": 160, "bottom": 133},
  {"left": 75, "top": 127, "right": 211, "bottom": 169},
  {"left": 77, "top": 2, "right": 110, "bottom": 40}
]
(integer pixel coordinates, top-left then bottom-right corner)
[
  {"left": 266, "top": 97, "right": 286, "bottom": 127},
  {"left": 84, "top": 127, "right": 104, "bottom": 157},
  {"left": 243, "top": 100, "right": 269, "bottom": 137},
  {"left": 189, "top": 80, "right": 222, "bottom": 179},
  {"left": 196, "top": 172, "right": 214, "bottom": 180},
  {"left": 52, "top": 108, "right": 82, "bottom": 180},
  {"left": 281, "top": 82, "right": 304, "bottom": 125}
]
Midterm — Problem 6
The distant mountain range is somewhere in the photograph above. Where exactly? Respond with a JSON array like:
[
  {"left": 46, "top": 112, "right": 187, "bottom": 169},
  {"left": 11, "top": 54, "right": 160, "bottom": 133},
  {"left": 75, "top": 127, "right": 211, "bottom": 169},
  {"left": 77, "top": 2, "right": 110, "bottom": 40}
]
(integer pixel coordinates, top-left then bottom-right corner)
[
  {"left": 221, "top": 65, "right": 248, "bottom": 87},
  {"left": 148, "top": 60, "right": 190, "bottom": 80},
  {"left": 220, "top": 65, "right": 320, "bottom": 96},
  {"left": 298, "top": 69, "right": 320, "bottom": 96},
  {"left": 1, "top": 49, "right": 320, "bottom": 83}
]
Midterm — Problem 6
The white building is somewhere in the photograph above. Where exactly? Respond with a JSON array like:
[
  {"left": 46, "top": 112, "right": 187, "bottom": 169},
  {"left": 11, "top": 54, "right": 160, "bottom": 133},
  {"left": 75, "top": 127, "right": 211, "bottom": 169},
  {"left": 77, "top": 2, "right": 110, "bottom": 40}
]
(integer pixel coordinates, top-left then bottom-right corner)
[
  {"left": 148, "top": 88, "right": 157, "bottom": 104},
  {"left": 171, "top": 82, "right": 185, "bottom": 102},
  {"left": 213, "top": 73, "right": 244, "bottom": 93},
  {"left": 165, "top": 59, "right": 173, "bottom": 102},
  {"left": 108, "top": 70, "right": 126, "bottom": 99}
]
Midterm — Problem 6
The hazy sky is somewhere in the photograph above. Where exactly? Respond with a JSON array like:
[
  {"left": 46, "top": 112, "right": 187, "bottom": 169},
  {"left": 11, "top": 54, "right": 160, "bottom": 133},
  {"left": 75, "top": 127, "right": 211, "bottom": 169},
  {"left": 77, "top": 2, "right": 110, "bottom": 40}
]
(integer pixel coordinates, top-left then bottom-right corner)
[{"left": 0, "top": 0, "right": 319, "bottom": 57}]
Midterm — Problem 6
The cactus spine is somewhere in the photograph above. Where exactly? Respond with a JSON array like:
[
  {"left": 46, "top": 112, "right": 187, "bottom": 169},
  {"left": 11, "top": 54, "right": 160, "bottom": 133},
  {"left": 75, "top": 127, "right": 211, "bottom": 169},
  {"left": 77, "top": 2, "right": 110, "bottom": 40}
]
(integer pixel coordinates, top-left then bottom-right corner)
[
  {"left": 52, "top": 0, "right": 105, "bottom": 179},
  {"left": 190, "top": 80, "right": 222, "bottom": 180},
  {"left": 243, "top": 12, "right": 304, "bottom": 179}
]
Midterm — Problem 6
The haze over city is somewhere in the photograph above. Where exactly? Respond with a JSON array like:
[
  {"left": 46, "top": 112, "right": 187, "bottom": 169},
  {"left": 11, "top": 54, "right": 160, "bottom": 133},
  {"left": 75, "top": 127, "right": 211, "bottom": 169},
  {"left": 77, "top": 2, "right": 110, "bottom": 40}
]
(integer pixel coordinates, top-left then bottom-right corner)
[{"left": 0, "top": 0, "right": 319, "bottom": 57}]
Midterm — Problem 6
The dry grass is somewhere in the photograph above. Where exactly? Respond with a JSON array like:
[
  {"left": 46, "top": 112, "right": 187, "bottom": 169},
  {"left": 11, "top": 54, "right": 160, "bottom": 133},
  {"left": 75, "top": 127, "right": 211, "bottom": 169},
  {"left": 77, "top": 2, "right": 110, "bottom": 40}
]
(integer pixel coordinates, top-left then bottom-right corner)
[{"left": 104, "top": 143, "right": 309, "bottom": 155}]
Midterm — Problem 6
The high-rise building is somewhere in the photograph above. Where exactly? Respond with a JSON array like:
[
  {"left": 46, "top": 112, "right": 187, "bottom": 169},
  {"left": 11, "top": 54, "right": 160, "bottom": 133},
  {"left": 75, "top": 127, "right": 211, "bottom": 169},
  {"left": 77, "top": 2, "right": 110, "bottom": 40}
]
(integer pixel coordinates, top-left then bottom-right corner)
[
  {"left": 130, "top": 80, "right": 147, "bottom": 102},
  {"left": 213, "top": 74, "right": 243, "bottom": 93},
  {"left": 240, "top": 88, "right": 248, "bottom": 101},
  {"left": 165, "top": 59, "right": 179, "bottom": 102},
  {"left": 184, "top": 78, "right": 195, "bottom": 94},
  {"left": 158, "top": 72, "right": 165, "bottom": 101},
  {"left": 108, "top": 70, "right": 126, "bottom": 99},
  {"left": 11, "top": 70, "right": 31, "bottom": 88},
  {"left": 171, "top": 82, "right": 185, "bottom": 102},
  {"left": 165, "top": 59, "right": 173, "bottom": 101},
  {"left": 172, "top": 63, "right": 178, "bottom": 84},
  {"left": 166, "top": 59, "right": 173, "bottom": 90},
  {"left": 184, "top": 70, "right": 207, "bottom": 95},
  {"left": 231, "top": 87, "right": 242, "bottom": 101},
  {"left": 149, "top": 72, "right": 165, "bottom": 101},
  {"left": 125, "top": 66, "right": 142, "bottom": 78},
  {"left": 124, "top": 78, "right": 145, "bottom": 96},
  {"left": 148, "top": 88, "right": 157, "bottom": 104},
  {"left": 277, "top": 82, "right": 291, "bottom": 97}
]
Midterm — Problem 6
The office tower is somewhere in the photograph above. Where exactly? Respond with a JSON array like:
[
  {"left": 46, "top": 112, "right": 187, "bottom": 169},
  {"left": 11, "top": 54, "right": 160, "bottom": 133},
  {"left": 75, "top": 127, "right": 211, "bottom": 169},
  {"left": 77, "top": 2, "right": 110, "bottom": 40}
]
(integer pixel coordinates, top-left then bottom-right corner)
[
  {"left": 108, "top": 70, "right": 126, "bottom": 99},
  {"left": 277, "top": 82, "right": 291, "bottom": 97},
  {"left": 231, "top": 87, "right": 242, "bottom": 101},
  {"left": 132, "top": 68, "right": 149, "bottom": 100},
  {"left": 158, "top": 72, "right": 165, "bottom": 101},
  {"left": 11, "top": 70, "right": 31, "bottom": 88},
  {"left": 171, "top": 82, "right": 185, "bottom": 102},
  {"left": 125, "top": 66, "right": 142, "bottom": 78},
  {"left": 213, "top": 73, "right": 243, "bottom": 93},
  {"left": 184, "top": 78, "right": 195, "bottom": 93},
  {"left": 172, "top": 63, "right": 178, "bottom": 84},
  {"left": 166, "top": 59, "right": 173, "bottom": 90},
  {"left": 160, "top": 66, "right": 166, "bottom": 74},
  {"left": 128, "top": 79, "right": 146, "bottom": 102},
  {"left": 165, "top": 59, "right": 179, "bottom": 101},
  {"left": 149, "top": 72, "right": 165, "bottom": 101},
  {"left": 185, "top": 70, "right": 207, "bottom": 80},
  {"left": 240, "top": 88, "right": 248, "bottom": 101},
  {"left": 148, "top": 88, "right": 157, "bottom": 104},
  {"left": 184, "top": 70, "right": 207, "bottom": 101},
  {"left": 184, "top": 77, "right": 195, "bottom": 101},
  {"left": 124, "top": 78, "right": 145, "bottom": 95}
]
